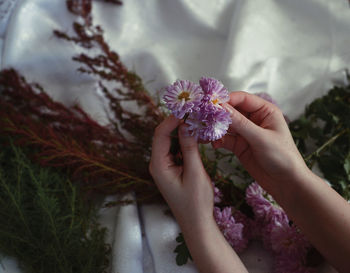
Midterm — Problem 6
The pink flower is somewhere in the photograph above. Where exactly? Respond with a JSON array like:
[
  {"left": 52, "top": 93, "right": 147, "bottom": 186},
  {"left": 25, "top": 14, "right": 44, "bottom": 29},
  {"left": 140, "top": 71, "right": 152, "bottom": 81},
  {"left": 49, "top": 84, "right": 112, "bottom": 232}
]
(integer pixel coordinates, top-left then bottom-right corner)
[
  {"left": 214, "top": 207, "right": 249, "bottom": 253},
  {"left": 270, "top": 223, "right": 310, "bottom": 256},
  {"left": 260, "top": 207, "right": 289, "bottom": 250},
  {"left": 163, "top": 77, "right": 232, "bottom": 141},
  {"left": 233, "top": 210, "right": 255, "bottom": 241},
  {"left": 245, "top": 182, "right": 274, "bottom": 221},
  {"left": 163, "top": 79, "right": 203, "bottom": 119},
  {"left": 212, "top": 183, "right": 223, "bottom": 204},
  {"left": 274, "top": 253, "right": 317, "bottom": 273},
  {"left": 185, "top": 106, "right": 231, "bottom": 141},
  {"left": 199, "top": 77, "right": 229, "bottom": 108}
]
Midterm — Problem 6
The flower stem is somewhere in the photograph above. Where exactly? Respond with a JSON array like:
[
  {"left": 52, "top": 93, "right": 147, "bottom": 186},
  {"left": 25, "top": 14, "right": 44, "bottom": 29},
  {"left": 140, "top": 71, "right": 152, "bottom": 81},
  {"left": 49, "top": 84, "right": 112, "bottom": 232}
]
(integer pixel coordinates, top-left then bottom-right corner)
[{"left": 305, "top": 128, "right": 348, "bottom": 167}]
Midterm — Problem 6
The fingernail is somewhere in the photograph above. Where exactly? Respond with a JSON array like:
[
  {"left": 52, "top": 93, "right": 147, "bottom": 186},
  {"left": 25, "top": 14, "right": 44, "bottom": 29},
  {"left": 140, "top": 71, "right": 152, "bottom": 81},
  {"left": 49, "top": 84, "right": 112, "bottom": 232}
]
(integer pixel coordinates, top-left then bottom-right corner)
[{"left": 222, "top": 103, "right": 234, "bottom": 114}]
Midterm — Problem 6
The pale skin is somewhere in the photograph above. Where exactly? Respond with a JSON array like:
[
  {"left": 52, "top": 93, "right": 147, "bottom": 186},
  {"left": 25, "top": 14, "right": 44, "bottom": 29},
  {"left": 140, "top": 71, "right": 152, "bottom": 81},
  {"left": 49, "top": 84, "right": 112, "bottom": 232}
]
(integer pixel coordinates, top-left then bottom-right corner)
[{"left": 149, "top": 91, "right": 350, "bottom": 273}]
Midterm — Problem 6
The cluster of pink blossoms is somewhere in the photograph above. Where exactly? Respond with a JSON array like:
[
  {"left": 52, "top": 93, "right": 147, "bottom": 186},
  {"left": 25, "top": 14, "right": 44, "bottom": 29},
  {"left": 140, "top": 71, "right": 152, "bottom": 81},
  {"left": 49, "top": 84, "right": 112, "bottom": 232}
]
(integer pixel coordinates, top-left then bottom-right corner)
[
  {"left": 163, "top": 77, "right": 232, "bottom": 141},
  {"left": 213, "top": 182, "right": 318, "bottom": 273}
]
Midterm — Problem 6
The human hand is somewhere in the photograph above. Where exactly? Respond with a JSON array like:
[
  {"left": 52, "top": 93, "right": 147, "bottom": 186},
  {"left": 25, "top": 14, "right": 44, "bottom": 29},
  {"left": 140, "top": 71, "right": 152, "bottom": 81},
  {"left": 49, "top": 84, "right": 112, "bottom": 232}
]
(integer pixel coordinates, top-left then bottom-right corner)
[
  {"left": 149, "top": 115, "right": 249, "bottom": 273},
  {"left": 149, "top": 115, "right": 214, "bottom": 230},
  {"left": 212, "top": 91, "right": 310, "bottom": 196}
]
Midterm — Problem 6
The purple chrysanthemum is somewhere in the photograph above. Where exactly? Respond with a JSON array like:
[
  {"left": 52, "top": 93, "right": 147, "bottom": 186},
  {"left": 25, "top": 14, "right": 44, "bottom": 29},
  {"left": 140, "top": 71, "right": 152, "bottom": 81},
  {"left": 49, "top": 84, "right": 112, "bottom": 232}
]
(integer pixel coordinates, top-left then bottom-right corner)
[
  {"left": 199, "top": 109, "right": 231, "bottom": 141},
  {"left": 214, "top": 207, "right": 248, "bottom": 253},
  {"left": 274, "top": 253, "right": 317, "bottom": 273},
  {"left": 183, "top": 110, "right": 206, "bottom": 139},
  {"left": 163, "top": 77, "right": 232, "bottom": 141},
  {"left": 245, "top": 181, "right": 314, "bottom": 270},
  {"left": 246, "top": 182, "right": 289, "bottom": 225},
  {"left": 185, "top": 107, "right": 231, "bottom": 141},
  {"left": 268, "top": 222, "right": 311, "bottom": 256},
  {"left": 199, "top": 77, "right": 229, "bottom": 108},
  {"left": 245, "top": 182, "right": 274, "bottom": 221},
  {"left": 163, "top": 79, "right": 203, "bottom": 119},
  {"left": 233, "top": 210, "right": 256, "bottom": 241},
  {"left": 261, "top": 210, "right": 291, "bottom": 251},
  {"left": 212, "top": 183, "right": 223, "bottom": 204}
]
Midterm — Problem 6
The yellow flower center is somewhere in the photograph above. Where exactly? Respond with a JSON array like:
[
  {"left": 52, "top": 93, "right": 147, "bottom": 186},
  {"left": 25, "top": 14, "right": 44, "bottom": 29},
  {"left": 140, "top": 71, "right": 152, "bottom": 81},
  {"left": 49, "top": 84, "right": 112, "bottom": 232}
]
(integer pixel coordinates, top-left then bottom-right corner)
[
  {"left": 212, "top": 98, "right": 219, "bottom": 105},
  {"left": 178, "top": 91, "right": 190, "bottom": 101}
]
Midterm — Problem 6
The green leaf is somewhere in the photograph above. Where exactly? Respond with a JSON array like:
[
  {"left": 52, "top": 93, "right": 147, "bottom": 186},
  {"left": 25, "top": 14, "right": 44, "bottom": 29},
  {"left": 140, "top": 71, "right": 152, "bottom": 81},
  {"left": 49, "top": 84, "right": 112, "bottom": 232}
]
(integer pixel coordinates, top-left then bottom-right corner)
[
  {"left": 174, "top": 233, "right": 192, "bottom": 266},
  {"left": 344, "top": 153, "right": 350, "bottom": 181}
]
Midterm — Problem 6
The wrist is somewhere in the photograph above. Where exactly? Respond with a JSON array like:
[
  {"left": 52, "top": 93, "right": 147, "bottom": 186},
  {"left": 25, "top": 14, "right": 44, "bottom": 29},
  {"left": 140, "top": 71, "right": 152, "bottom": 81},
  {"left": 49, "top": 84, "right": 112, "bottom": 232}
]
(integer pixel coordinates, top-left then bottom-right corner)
[
  {"left": 179, "top": 211, "right": 249, "bottom": 273},
  {"left": 178, "top": 212, "right": 217, "bottom": 236},
  {"left": 269, "top": 165, "right": 317, "bottom": 213}
]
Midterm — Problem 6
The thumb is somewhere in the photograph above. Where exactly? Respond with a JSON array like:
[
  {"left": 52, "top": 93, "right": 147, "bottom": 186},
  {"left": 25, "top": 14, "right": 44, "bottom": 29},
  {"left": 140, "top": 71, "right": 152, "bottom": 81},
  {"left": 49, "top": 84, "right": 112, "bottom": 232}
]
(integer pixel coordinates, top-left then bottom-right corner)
[
  {"left": 224, "top": 103, "right": 264, "bottom": 144},
  {"left": 178, "top": 124, "right": 204, "bottom": 172}
]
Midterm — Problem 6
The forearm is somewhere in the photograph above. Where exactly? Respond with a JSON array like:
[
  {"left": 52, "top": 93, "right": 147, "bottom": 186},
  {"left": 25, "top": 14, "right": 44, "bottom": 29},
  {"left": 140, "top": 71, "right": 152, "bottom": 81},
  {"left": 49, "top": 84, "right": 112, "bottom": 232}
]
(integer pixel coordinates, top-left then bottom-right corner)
[
  {"left": 272, "top": 169, "right": 350, "bottom": 273},
  {"left": 180, "top": 217, "right": 248, "bottom": 273}
]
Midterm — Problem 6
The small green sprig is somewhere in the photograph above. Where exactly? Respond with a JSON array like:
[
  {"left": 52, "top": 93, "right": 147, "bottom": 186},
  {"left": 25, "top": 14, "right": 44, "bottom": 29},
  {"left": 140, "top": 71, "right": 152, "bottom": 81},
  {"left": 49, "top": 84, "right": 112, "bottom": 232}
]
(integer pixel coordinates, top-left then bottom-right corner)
[
  {"left": 0, "top": 139, "right": 110, "bottom": 273},
  {"left": 174, "top": 233, "right": 193, "bottom": 266}
]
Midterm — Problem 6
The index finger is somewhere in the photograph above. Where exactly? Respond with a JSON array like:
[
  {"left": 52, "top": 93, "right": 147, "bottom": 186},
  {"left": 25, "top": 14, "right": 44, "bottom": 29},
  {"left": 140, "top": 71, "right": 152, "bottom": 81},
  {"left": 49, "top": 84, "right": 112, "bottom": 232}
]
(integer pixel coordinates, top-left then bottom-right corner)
[
  {"left": 228, "top": 91, "right": 275, "bottom": 113},
  {"left": 151, "top": 115, "right": 181, "bottom": 165}
]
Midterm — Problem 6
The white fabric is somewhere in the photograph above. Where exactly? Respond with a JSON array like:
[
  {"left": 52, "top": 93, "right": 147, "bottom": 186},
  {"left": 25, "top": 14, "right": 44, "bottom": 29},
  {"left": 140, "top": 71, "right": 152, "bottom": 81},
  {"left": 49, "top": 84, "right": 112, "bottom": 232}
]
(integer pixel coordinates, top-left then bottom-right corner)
[
  {"left": 1, "top": 0, "right": 349, "bottom": 272},
  {"left": 0, "top": 0, "right": 19, "bottom": 65},
  {"left": 0, "top": 0, "right": 18, "bottom": 35}
]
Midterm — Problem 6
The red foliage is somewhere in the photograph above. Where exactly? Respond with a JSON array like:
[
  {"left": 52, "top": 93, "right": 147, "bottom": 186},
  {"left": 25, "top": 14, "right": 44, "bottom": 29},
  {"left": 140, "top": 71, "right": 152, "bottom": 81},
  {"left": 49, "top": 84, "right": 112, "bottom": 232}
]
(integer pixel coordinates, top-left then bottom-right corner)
[
  {"left": 0, "top": 69, "right": 158, "bottom": 201},
  {"left": 66, "top": 0, "right": 122, "bottom": 24},
  {"left": 0, "top": 0, "right": 165, "bottom": 202},
  {"left": 54, "top": 0, "right": 164, "bottom": 158}
]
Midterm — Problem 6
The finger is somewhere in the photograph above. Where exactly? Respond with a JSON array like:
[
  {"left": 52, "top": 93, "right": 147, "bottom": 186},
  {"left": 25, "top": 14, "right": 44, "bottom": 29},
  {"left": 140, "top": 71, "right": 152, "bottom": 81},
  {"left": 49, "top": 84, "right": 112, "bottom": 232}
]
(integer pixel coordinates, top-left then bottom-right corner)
[
  {"left": 228, "top": 91, "right": 272, "bottom": 113},
  {"left": 212, "top": 134, "right": 249, "bottom": 158},
  {"left": 151, "top": 115, "right": 181, "bottom": 168},
  {"left": 223, "top": 103, "right": 264, "bottom": 144},
  {"left": 178, "top": 124, "right": 205, "bottom": 174},
  {"left": 227, "top": 91, "right": 284, "bottom": 128}
]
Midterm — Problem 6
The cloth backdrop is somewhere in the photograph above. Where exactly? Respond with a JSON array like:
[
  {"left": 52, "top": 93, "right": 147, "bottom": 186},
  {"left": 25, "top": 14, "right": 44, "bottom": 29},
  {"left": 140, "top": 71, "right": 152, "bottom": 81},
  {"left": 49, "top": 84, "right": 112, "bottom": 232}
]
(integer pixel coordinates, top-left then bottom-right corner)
[{"left": 1, "top": 0, "right": 349, "bottom": 272}]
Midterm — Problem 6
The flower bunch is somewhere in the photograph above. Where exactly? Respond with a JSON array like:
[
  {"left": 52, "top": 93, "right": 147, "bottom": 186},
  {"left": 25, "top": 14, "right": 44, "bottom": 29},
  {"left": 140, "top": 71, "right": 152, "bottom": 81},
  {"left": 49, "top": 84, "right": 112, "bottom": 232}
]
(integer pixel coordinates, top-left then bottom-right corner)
[
  {"left": 213, "top": 182, "right": 319, "bottom": 272},
  {"left": 163, "top": 77, "right": 232, "bottom": 141},
  {"left": 244, "top": 182, "right": 317, "bottom": 272},
  {"left": 213, "top": 184, "right": 251, "bottom": 253}
]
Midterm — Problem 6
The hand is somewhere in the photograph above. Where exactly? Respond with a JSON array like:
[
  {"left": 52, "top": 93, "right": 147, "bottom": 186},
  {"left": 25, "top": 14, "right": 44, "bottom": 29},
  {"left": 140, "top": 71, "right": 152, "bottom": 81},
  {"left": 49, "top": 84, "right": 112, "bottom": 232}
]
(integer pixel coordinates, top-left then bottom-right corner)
[
  {"left": 213, "top": 91, "right": 309, "bottom": 196},
  {"left": 149, "top": 115, "right": 248, "bottom": 273},
  {"left": 211, "top": 92, "right": 350, "bottom": 272},
  {"left": 149, "top": 115, "right": 214, "bottom": 230}
]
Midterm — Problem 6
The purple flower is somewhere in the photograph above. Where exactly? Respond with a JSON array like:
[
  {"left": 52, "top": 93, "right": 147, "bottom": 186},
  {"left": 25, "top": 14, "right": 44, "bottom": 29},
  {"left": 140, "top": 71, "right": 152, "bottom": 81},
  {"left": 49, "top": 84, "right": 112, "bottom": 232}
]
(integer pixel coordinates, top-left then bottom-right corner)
[
  {"left": 163, "top": 80, "right": 203, "bottom": 119},
  {"left": 245, "top": 182, "right": 274, "bottom": 221},
  {"left": 214, "top": 207, "right": 248, "bottom": 253},
  {"left": 261, "top": 212, "right": 294, "bottom": 251},
  {"left": 274, "top": 253, "right": 317, "bottom": 273},
  {"left": 199, "top": 77, "right": 229, "bottom": 108},
  {"left": 162, "top": 77, "right": 232, "bottom": 141},
  {"left": 233, "top": 210, "right": 255, "bottom": 241},
  {"left": 266, "top": 220, "right": 311, "bottom": 257},
  {"left": 186, "top": 107, "right": 231, "bottom": 141},
  {"left": 212, "top": 183, "right": 223, "bottom": 204},
  {"left": 199, "top": 109, "right": 231, "bottom": 141},
  {"left": 183, "top": 110, "right": 206, "bottom": 139}
]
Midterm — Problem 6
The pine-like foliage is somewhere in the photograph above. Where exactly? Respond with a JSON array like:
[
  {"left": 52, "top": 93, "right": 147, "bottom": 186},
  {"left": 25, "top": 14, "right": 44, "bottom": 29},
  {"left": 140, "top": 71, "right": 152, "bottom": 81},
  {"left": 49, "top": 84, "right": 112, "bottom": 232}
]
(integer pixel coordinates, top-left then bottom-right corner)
[{"left": 0, "top": 139, "right": 110, "bottom": 273}]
